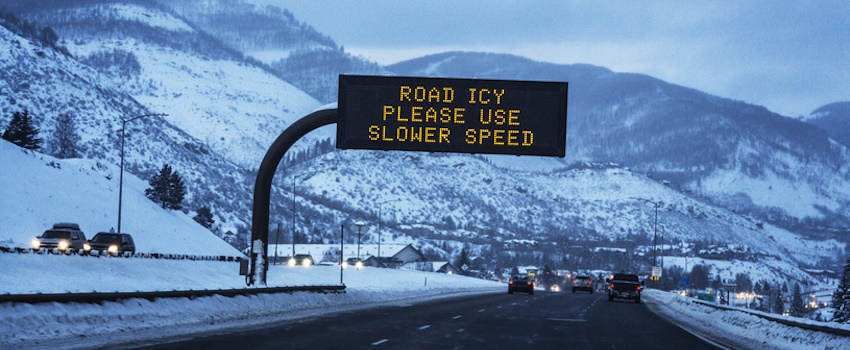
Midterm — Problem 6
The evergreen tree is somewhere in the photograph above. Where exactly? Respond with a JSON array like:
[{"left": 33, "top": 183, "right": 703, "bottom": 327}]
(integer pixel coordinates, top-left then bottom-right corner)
[
  {"left": 2, "top": 109, "right": 42, "bottom": 150},
  {"left": 167, "top": 170, "right": 185, "bottom": 210},
  {"left": 761, "top": 282, "right": 772, "bottom": 312},
  {"left": 791, "top": 282, "right": 805, "bottom": 318},
  {"left": 145, "top": 164, "right": 186, "bottom": 210},
  {"left": 832, "top": 259, "right": 850, "bottom": 323},
  {"left": 193, "top": 206, "right": 215, "bottom": 229},
  {"left": 48, "top": 113, "right": 81, "bottom": 159},
  {"left": 773, "top": 291, "right": 784, "bottom": 315},
  {"left": 145, "top": 164, "right": 172, "bottom": 208}
]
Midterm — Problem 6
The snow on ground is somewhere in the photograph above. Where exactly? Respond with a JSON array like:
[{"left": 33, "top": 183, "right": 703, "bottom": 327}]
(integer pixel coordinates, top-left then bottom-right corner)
[
  {"left": 0, "top": 142, "right": 240, "bottom": 257},
  {"left": 644, "top": 289, "right": 850, "bottom": 349},
  {"left": 0, "top": 253, "right": 503, "bottom": 349}
]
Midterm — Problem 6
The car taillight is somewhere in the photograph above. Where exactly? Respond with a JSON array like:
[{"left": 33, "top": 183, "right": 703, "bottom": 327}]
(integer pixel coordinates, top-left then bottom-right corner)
[
  {"left": 589, "top": 281, "right": 592, "bottom": 285},
  {"left": 526, "top": 282, "right": 531, "bottom": 286},
  {"left": 509, "top": 281, "right": 514, "bottom": 285},
  {"left": 573, "top": 279, "right": 577, "bottom": 284}
]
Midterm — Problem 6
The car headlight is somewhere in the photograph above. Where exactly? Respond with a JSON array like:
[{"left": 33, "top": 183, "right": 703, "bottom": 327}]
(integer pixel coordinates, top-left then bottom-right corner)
[
  {"left": 288, "top": 259, "right": 296, "bottom": 266},
  {"left": 108, "top": 245, "right": 118, "bottom": 254},
  {"left": 342, "top": 261, "right": 348, "bottom": 268},
  {"left": 302, "top": 259, "right": 312, "bottom": 267},
  {"left": 83, "top": 243, "right": 91, "bottom": 251},
  {"left": 31, "top": 239, "right": 41, "bottom": 249},
  {"left": 355, "top": 261, "right": 363, "bottom": 268},
  {"left": 58, "top": 240, "right": 69, "bottom": 250}
]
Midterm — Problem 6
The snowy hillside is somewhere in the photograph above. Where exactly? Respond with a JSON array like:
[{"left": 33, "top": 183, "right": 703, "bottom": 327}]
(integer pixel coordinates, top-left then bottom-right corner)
[
  {"left": 19, "top": 2, "right": 326, "bottom": 168},
  {"left": 0, "top": 15, "right": 259, "bottom": 227},
  {"left": 159, "top": 0, "right": 391, "bottom": 104},
  {"left": 0, "top": 140, "right": 240, "bottom": 256},
  {"left": 388, "top": 52, "right": 850, "bottom": 236},
  {"left": 806, "top": 101, "right": 850, "bottom": 149},
  {"left": 271, "top": 150, "right": 844, "bottom": 286}
]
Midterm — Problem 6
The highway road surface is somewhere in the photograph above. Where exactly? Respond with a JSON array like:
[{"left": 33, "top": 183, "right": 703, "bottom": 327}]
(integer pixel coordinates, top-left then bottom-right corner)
[{"left": 143, "top": 289, "right": 720, "bottom": 349}]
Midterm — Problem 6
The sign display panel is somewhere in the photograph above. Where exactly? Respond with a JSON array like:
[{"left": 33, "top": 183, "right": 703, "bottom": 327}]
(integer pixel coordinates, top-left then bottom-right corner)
[{"left": 337, "top": 75, "right": 567, "bottom": 157}]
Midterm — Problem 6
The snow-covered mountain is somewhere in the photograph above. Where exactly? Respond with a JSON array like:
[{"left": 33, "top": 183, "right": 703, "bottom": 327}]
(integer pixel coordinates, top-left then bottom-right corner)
[
  {"left": 388, "top": 52, "right": 850, "bottom": 239},
  {"left": 0, "top": 13, "right": 265, "bottom": 226},
  {"left": 3, "top": 1, "right": 847, "bottom": 288},
  {"left": 0, "top": 140, "right": 241, "bottom": 256},
  {"left": 159, "top": 0, "right": 391, "bottom": 104},
  {"left": 14, "top": 1, "right": 325, "bottom": 168},
  {"left": 806, "top": 101, "right": 850, "bottom": 149}
]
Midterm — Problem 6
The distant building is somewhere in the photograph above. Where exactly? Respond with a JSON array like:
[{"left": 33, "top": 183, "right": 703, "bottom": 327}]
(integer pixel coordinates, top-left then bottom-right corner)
[
  {"left": 266, "top": 243, "right": 426, "bottom": 268},
  {"left": 401, "top": 261, "right": 460, "bottom": 274}
]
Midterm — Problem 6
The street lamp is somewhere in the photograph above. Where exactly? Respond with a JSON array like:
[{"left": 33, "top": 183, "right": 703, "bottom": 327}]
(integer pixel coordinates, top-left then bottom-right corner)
[
  {"left": 291, "top": 170, "right": 318, "bottom": 257},
  {"left": 377, "top": 199, "right": 401, "bottom": 262},
  {"left": 630, "top": 197, "right": 660, "bottom": 267},
  {"left": 118, "top": 113, "right": 167, "bottom": 234},
  {"left": 354, "top": 221, "right": 366, "bottom": 260}
]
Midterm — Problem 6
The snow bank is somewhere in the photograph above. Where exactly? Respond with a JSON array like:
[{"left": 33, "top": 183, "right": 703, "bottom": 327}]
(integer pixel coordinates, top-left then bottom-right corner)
[
  {"left": 0, "top": 254, "right": 503, "bottom": 349},
  {"left": 644, "top": 289, "right": 850, "bottom": 349}
]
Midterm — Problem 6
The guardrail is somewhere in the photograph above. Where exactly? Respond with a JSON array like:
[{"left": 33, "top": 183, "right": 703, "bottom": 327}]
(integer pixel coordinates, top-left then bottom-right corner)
[
  {"left": 0, "top": 285, "right": 346, "bottom": 304},
  {"left": 691, "top": 298, "right": 850, "bottom": 337},
  {"left": 0, "top": 245, "right": 244, "bottom": 263}
]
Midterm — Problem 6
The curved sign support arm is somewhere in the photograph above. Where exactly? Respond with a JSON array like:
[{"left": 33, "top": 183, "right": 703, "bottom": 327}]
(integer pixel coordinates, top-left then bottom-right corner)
[{"left": 249, "top": 108, "right": 337, "bottom": 286}]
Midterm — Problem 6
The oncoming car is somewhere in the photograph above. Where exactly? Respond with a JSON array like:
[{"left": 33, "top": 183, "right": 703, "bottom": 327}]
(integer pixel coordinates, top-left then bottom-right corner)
[
  {"left": 508, "top": 274, "right": 534, "bottom": 295},
  {"left": 83, "top": 232, "right": 135, "bottom": 256},
  {"left": 31, "top": 223, "right": 87, "bottom": 254},
  {"left": 288, "top": 254, "right": 314, "bottom": 267},
  {"left": 342, "top": 257, "right": 363, "bottom": 269}
]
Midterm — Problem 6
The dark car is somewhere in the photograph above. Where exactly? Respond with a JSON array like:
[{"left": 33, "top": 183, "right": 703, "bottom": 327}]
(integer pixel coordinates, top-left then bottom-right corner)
[
  {"left": 508, "top": 274, "right": 534, "bottom": 295},
  {"left": 288, "top": 253, "right": 314, "bottom": 267},
  {"left": 572, "top": 275, "right": 594, "bottom": 293},
  {"left": 342, "top": 257, "right": 363, "bottom": 269},
  {"left": 607, "top": 273, "right": 644, "bottom": 303},
  {"left": 32, "top": 223, "right": 87, "bottom": 254},
  {"left": 83, "top": 232, "right": 135, "bottom": 256}
]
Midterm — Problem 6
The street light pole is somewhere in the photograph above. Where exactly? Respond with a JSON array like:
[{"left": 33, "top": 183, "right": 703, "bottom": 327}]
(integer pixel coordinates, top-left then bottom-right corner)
[
  {"left": 630, "top": 197, "right": 659, "bottom": 267},
  {"left": 377, "top": 199, "right": 401, "bottom": 262},
  {"left": 118, "top": 113, "right": 167, "bottom": 234},
  {"left": 291, "top": 170, "right": 317, "bottom": 257},
  {"left": 354, "top": 221, "right": 366, "bottom": 260}
]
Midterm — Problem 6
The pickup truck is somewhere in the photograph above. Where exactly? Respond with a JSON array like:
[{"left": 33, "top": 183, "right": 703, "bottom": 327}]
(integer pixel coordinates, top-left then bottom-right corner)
[{"left": 606, "top": 273, "right": 644, "bottom": 303}]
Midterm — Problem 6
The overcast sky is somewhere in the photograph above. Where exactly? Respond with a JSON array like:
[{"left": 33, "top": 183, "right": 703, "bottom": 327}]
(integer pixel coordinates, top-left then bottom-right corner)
[{"left": 251, "top": 1, "right": 849, "bottom": 117}]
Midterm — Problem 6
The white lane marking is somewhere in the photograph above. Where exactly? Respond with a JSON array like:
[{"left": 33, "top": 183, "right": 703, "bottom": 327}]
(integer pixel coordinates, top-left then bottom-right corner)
[
  {"left": 546, "top": 318, "right": 585, "bottom": 322},
  {"left": 418, "top": 325, "right": 431, "bottom": 330},
  {"left": 452, "top": 315, "right": 462, "bottom": 319},
  {"left": 497, "top": 306, "right": 503, "bottom": 309},
  {"left": 478, "top": 309, "right": 486, "bottom": 313},
  {"left": 372, "top": 339, "right": 388, "bottom": 346}
]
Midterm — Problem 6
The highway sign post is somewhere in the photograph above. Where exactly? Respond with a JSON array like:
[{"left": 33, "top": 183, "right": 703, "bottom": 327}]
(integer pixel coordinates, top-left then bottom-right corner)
[{"left": 249, "top": 75, "right": 568, "bottom": 286}]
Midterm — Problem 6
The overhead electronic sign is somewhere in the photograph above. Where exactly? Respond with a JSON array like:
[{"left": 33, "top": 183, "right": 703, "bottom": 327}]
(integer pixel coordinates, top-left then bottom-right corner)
[{"left": 337, "top": 75, "right": 567, "bottom": 157}]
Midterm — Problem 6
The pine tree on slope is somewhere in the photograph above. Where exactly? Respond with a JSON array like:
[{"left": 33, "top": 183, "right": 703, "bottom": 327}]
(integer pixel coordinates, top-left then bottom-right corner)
[
  {"left": 791, "top": 282, "right": 805, "bottom": 318},
  {"left": 2, "top": 109, "right": 42, "bottom": 150},
  {"left": 145, "top": 164, "right": 172, "bottom": 208},
  {"left": 832, "top": 259, "right": 850, "bottom": 323},
  {"left": 167, "top": 170, "right": 185, "bottom": 210},
  {"left": 193, "top": 206, "right": 215, "bottom": 229},
  {"left": 48, "top": 113, "right": 81, "bottom": 159}
]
